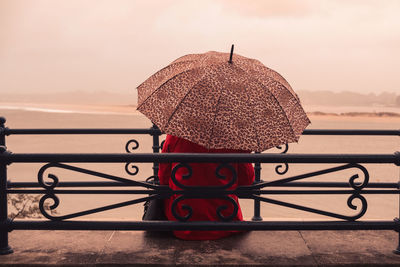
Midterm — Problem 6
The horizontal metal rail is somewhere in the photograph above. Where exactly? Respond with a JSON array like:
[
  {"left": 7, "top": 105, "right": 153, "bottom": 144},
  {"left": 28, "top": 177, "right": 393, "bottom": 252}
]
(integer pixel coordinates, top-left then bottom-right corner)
[
  {"left": 302, "top": 129, "right": 400, "bottom": 136},
  {"left": 3, "top": 128, "right": 400, "bottom": 136},
  {"left": 5, "top": 189, "right": 400, "bottom": 195},
  {"left": 7, "top": 181, "right": 399, "bottom": 188},
  {"left": 1, "top": 152, "right": 399, "bottom": 164},
  {"left": 3, "top": 220, "right": 399, "bottom": 231},
  {"left": 3, "top": 128, "right": 158, "bottom": 135}
]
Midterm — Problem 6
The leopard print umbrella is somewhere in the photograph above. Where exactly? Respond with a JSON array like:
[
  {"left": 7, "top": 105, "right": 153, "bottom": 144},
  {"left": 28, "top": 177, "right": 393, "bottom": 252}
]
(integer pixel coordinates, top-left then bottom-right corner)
[{"left": 137, "top": 47, "right": 310, "bottom": 152}]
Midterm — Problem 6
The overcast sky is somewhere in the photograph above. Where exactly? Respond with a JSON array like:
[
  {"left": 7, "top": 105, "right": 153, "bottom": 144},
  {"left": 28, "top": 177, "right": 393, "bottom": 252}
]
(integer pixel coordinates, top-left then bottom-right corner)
[{"left": 1, "top": 0, "right": 399, "bottom": 95}]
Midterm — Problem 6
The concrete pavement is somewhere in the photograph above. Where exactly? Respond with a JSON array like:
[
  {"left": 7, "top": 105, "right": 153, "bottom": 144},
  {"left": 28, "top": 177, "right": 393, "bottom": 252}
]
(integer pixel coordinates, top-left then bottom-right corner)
[{"left": 1, "top": 229, "right": 400, "bottom": 266}]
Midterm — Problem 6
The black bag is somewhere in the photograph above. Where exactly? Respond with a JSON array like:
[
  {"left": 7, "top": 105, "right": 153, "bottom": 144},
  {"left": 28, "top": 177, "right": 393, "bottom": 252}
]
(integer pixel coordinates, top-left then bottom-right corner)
[
  {"left": 142, "top": 177, "right": 167, "bottom": 221},
  {"left": 142, "top": 198, "right": 166, "bottom": 220}
]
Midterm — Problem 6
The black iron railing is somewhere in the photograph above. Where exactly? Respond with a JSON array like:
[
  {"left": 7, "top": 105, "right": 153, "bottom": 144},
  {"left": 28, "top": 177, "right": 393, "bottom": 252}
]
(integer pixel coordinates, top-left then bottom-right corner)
[{"left": 0, "top": 116, "right": 399, "bottom": 255}]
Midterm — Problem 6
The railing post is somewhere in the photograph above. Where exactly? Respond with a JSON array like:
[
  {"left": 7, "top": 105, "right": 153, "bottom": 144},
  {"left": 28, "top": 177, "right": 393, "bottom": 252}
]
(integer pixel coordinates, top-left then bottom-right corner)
[
  {"left": 252, "top": 152, "right": 262, "bottom": 221},
  {"left": 0, "top": 117, "right": 12, "bottom": 255},
  {"left": 151, "top": 124, "right": 161, "bottom": 181},
  {"left": 394, "top": 153, "right": 400, "bottom": 255},
  {"left": 393, "top": 217, "right": 400, "bottom": 254}
]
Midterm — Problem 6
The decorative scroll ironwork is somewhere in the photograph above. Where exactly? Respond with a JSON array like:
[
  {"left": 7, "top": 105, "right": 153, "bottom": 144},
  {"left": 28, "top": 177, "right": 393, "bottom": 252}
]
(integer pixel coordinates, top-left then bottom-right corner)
[
  {"left": 276, "top": 144, "right": 289, "bottom": 154},
  {"left": 171, "top": 194, "right": 239, "bottom": 222},
  {"left": 170, "top": 163, "right": 193, "bottom": 189},
  {"left": 160, "top": 140, "right": 165, "bottom": 151},
  {"left": 37, "top": 163, "right": 164, "bottom": 221},
  {"left": 215, "top": 196, "right": 239, "bottom": 221},
  {"left": 275, "top": 144, "right": 289, "bottom": 175},
  {"left": 256, "top": 163, "right": 369, "bottom": 189},
  {"left": 253, "top": 193, "right": 367, "bottom": 221},
  {"left": 36, "top": 160, "right": 370, "bottom": 222},
  {"left": 169, "top": 163, "right": 239, "bottom": 221},
  {"left": 125, "top": 139, "right": 139, "bottom": 176},
  {"left": 125, "top": 139, "right": 139, "bottom": 153},
  {"left": 170, "top": 163, "right": 237, "bottom": 190},
  {"left": 171, "top": 195, "right": 192, "bottom": 221},
  {"left": 125, "top": 163, "right": 139, "bottom": 176},
  {"left": 251, "top": 163, "right": 369, "bottom": 221}
]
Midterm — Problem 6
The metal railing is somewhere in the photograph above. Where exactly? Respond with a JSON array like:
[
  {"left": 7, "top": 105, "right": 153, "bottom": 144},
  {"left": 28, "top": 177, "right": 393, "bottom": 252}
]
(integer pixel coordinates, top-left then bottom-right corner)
[{"left": 0, "top": 116, "right": 399, "bottom": 255}]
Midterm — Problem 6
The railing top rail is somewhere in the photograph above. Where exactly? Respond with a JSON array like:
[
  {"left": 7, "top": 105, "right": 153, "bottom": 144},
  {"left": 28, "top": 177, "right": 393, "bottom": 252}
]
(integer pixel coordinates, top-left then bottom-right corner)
[
  {"left": 303, "top": 129, "right": 400, "bottom": 136},
  {"left": 3, "top": 128, "right": 159, "bottom": 135},
  {"left": 2, "top": 128, "right": 399, "bottom": 136},
  {"left": 1, "top": 152, "right": 399, "bottom": 164}
]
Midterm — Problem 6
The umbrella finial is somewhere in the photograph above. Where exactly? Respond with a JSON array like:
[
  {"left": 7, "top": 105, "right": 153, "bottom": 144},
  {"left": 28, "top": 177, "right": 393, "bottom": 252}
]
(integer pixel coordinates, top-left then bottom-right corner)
[{"left": 229, "top": 44, "right": 234, "bottom": 63}]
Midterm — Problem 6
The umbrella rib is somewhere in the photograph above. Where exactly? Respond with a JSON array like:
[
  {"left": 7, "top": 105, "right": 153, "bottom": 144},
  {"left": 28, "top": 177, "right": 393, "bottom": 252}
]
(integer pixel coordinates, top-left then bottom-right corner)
[
  {"left": 207, "top": 86, "right": 226, "bottom": 149},
  {"left": 136, "top": 64, "right": 172, "bottom": 90},
  {"left": 136, "top": 58, "right": 201, "bottom": 90},
  {"left": 259, "top": 81, "right": 297, "bottom": 140},
  {"left": 260, "top": 73, "right": 304, "bottom": 116},
  {"left": 136, "top": 68, "right": 200, "bottom": 110},
  {"left": 255, "top": 61, "right": 300, "bottom": 101},
  {"left": 237, "top": 69, "right": 262, "bottom": 151},
  {"left": 204, "top": 60, "right": 243, "bottom": 148},
  {"left": 164, "top": 72, "right": 208, "bottom": 130},
  {"left": 234, "top": 62, "right": 304, "bottom": 115},
  {"left": 231, "top": 64, "right": 298, "bottom": 141},
  {"left": 248, "top": 95, "right": 262, "bottom": 152}
]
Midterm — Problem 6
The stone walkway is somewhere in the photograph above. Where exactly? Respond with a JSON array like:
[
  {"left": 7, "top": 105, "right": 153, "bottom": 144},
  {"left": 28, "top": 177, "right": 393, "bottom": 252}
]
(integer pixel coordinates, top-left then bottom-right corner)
[{"left": 1, "top": 230, "right": 400, "bottom": 266}]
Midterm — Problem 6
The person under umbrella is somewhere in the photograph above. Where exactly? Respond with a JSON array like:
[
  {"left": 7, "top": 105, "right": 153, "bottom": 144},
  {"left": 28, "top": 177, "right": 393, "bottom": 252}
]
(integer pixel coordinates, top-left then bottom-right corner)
[
  {"left": 157, "top": 134, "right": 255, "bottom": 240},
  {"left": 137, "top": 45, "right": 310, "bottom": 240}
]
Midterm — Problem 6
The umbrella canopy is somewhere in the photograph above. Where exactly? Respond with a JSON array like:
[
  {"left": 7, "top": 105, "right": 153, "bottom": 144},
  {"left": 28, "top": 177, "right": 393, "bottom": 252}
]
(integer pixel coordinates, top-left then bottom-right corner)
[{"left": 137, "top": 47, "right": 310, "bottom": 152}]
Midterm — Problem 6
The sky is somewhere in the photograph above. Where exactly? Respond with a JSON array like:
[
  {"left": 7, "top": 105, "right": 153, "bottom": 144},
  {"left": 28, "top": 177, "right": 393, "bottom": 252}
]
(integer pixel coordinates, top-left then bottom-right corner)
[{"left": 1, "top": 0, "right": 399, "bottom": 95}]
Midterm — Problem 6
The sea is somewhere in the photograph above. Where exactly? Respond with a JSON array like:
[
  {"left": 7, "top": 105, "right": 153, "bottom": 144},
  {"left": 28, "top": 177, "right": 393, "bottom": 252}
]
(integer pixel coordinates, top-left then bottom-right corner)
[{"left": 1, "top": 103, "right": 399, "bottom": 115}]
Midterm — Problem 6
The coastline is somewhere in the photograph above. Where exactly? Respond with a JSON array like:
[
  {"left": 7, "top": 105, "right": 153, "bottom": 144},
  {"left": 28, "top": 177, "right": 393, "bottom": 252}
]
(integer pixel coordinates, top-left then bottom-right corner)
[
  {"left": 307, "top": 111, "right": 400, "bottom": 118},
  {"left": 0, "top": 102, "right": 140, "bottom": 116},
  {"left": 1, "top": 102, "right": 400, "bottom": 119}
]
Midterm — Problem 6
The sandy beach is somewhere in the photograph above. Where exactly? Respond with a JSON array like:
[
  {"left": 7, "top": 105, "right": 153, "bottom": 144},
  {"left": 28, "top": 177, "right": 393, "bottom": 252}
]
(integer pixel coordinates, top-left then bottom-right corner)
[
  {"left": 1, "top": 103, "right": 399, "bottom": 222},
  {"left": 0, "top": 102, "right": 140, "bottom": 116}
]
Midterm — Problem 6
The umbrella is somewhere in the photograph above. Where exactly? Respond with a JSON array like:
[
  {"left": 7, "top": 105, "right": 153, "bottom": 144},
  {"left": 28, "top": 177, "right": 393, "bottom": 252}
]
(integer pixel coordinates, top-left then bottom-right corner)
[{"left": 137, "top": 45, "right": 310, "bottom": 152}]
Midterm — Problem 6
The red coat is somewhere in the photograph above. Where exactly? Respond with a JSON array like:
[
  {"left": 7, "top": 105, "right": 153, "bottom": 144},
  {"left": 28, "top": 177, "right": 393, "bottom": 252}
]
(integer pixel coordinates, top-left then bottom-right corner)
[{"left": 158, "top": 135, "right": 255, "bottom": 240}]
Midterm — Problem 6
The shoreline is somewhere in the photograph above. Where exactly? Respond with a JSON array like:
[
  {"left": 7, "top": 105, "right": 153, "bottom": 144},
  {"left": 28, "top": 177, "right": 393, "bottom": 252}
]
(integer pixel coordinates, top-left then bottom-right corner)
[
  {"left": 1, "top": 102, "right": 400, "bottom": 119},
  {"left": 307, "top": 111, "right": 400, "bottom": 118},
  {"left": 0, "top": 102, "right": 140, "bottom": 116}
]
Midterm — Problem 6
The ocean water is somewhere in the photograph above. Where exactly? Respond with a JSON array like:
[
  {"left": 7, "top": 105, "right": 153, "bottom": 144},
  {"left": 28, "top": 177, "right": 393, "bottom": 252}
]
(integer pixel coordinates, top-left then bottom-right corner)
[
  {"left": 1, "top": 105, "right": 80, "bottom": 114},
  {"left": 2, "top": 102, "right": 399, "bottom": 115},
  {"left": 0, "top": 104, "right": 135, "bottom": 116},
  {"left": 305, "top": 105, "right": 400, "bottom": 114}
]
